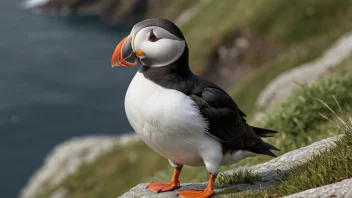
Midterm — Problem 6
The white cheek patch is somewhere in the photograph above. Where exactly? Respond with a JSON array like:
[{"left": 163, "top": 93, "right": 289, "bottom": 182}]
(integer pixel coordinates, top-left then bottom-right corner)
[
  {"left": 142, "top": 39, "right": 185, "bottom": 67},
  {"left": 133, "top": 26, "right": 186, "bottom": 67}
]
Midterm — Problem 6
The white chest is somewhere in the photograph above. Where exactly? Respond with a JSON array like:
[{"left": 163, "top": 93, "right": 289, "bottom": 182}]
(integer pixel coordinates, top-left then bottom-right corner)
[{"left": 124, "top": 72, "right": 217, "bottom": 165}]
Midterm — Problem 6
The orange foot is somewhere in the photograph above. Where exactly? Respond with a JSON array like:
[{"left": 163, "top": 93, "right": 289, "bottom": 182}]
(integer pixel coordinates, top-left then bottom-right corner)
[
  {"left": 178, "top": 189, "right": 213, "bottom": 198},
  {"left": 147, "top": 167, "right": 182, "bottom": 193},
  {"left": 178, "top": 173, "right": 216, "bottom": 198},
  {"left": 147, "top": 181, "right": 181, "bottom": 193}
]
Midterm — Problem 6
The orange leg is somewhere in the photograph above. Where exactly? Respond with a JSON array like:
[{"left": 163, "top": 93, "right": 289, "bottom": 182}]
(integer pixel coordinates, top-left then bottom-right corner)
[
  {"left": 147, "top": 167, "right": 182, "bottom": 193},
  {"left": 178, "top": 173, "right": 215, "bottom": 198}
]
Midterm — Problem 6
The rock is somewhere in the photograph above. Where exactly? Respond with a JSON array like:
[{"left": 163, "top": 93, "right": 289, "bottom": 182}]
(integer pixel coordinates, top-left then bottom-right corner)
[
  {"left": 120, "top": 136, "right": 338, "bottom": 197},
  {"left": 20, "top": 134, "right": 139, "bottom": 198},
  {"left": 254, "top": 32, "right": 352, "bottom": 121},
  {"left": 119, "top": 183, "right": 237, "bottom": 198},
  {"left": 283, "top": 178, "right": 352, "bottom": 198}
]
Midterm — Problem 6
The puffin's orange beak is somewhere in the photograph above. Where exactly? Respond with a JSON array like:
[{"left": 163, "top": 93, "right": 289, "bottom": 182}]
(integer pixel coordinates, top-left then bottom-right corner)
[{"left": 111, "top": 35, "right": 140, "bottom": 67}]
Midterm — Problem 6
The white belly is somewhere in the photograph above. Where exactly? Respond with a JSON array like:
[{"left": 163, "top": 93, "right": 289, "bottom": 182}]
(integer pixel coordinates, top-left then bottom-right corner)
[{"left": 124, "top": 72, "right": 221, "bottom": 166}]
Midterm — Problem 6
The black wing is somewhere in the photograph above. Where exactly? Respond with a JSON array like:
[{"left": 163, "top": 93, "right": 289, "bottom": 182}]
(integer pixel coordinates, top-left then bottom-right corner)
[{"left": 190, "top": 78, "right": 278, "bottom": 156}]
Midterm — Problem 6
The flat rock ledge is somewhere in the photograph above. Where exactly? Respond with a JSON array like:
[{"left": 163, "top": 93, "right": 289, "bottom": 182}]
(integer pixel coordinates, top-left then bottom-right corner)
[
  {"left": 120, "top": 136, "right": 339, "bottom": 198},
  {"left": 283, "top": 178, "right": 352, "bottom": 198}
]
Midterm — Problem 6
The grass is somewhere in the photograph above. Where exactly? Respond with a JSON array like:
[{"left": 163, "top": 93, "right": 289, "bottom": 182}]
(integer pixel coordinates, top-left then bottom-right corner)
[
  {"left": 260, "top": 73, "right": 352, "bottom": 151},
  {"left": 215, "top": 170, "right": 260, "bottom": 185},
  {"left": 272, "top": 121, "right": 352, "bottom": 195},
  {"left": 218, "top": 117, "right": 352, "bottom": 197}
]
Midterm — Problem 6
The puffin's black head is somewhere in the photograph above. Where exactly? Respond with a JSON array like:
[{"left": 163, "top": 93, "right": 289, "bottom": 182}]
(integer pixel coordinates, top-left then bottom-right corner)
[{"left": 111, "top": 18, "right": 187, "bottom": 68}]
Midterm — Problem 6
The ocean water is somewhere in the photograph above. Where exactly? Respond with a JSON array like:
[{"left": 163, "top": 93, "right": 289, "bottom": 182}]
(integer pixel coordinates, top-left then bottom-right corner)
[{"left": 0, "top": 1, "right": 137, "bottom": 197}]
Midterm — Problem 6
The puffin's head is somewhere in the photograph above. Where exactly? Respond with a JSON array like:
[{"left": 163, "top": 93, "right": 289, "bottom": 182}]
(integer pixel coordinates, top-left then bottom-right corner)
[{"left": 111, "top": 18, "right": 186, "bottom": 68}]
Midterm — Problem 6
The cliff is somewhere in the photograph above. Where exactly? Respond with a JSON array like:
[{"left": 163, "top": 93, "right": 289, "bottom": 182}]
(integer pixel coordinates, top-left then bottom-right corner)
[{"left": 20, "top": 0, "right": 352, "bottom": 197}]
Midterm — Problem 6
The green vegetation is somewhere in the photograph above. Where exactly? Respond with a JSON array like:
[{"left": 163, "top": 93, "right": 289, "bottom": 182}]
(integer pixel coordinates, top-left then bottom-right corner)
[
  {"left": 217, "top": 118, "right": 352, "bottom": 197},
  {"left": 272, "top": 123, "right": 352, "bottom": 195},
  {"left": 261, "top": 72, "right": 352, "bottom": 151},
  {"left": 215, "top": 170, "right": 260, "bottom": 185}
]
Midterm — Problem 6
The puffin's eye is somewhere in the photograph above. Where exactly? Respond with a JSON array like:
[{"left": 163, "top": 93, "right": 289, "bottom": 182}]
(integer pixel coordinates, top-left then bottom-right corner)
[{"left": 148, "top": 30, "right": 158, "bottom": 42}]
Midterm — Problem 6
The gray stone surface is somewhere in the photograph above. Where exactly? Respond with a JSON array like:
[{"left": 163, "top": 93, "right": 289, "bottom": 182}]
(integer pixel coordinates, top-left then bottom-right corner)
[
  {"left": 120, "top": 183, "right": 237, "bottom": 198},
  {"left": 120, "top": 136, "right": 339, "bottom": 198},
  {"left": 284, "top": 178, "right": 352, "bottom": 198}
]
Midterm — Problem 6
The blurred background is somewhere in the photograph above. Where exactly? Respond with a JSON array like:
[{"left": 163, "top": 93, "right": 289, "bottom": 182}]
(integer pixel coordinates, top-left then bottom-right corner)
[{"left": 1, "top": 0, "right": 352, "bottom": 198}]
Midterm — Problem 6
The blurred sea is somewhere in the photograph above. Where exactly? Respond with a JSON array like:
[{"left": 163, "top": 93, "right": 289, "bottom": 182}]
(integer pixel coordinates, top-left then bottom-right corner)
[{"left": 0, "top": 1, "right": 137, "bottom": 197}]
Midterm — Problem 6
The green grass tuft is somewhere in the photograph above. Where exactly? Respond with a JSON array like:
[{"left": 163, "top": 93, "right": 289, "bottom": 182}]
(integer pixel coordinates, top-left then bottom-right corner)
[
  {"left": 215, "top": 170, "right": 260, "bottom": 185},
  {"left": 260, "top": 72, "right": 352, "bottom": 152},
  {"left": 268, "top": 119, "right": 352, "bottom": 196}
]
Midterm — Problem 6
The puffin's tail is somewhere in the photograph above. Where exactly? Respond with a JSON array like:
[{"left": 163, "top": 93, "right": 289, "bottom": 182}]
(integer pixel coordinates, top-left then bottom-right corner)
[
  {"left": 251, "top": 126, "right": 280, "bottom": 157},
  {"left": 251, "top": 126, "right": 278, "bottom": 138}
]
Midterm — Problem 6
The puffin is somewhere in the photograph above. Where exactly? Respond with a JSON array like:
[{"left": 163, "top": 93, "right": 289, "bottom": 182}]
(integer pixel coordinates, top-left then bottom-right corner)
[{"left": 111, "top": 18, "right": 279, "bottom": 198}]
